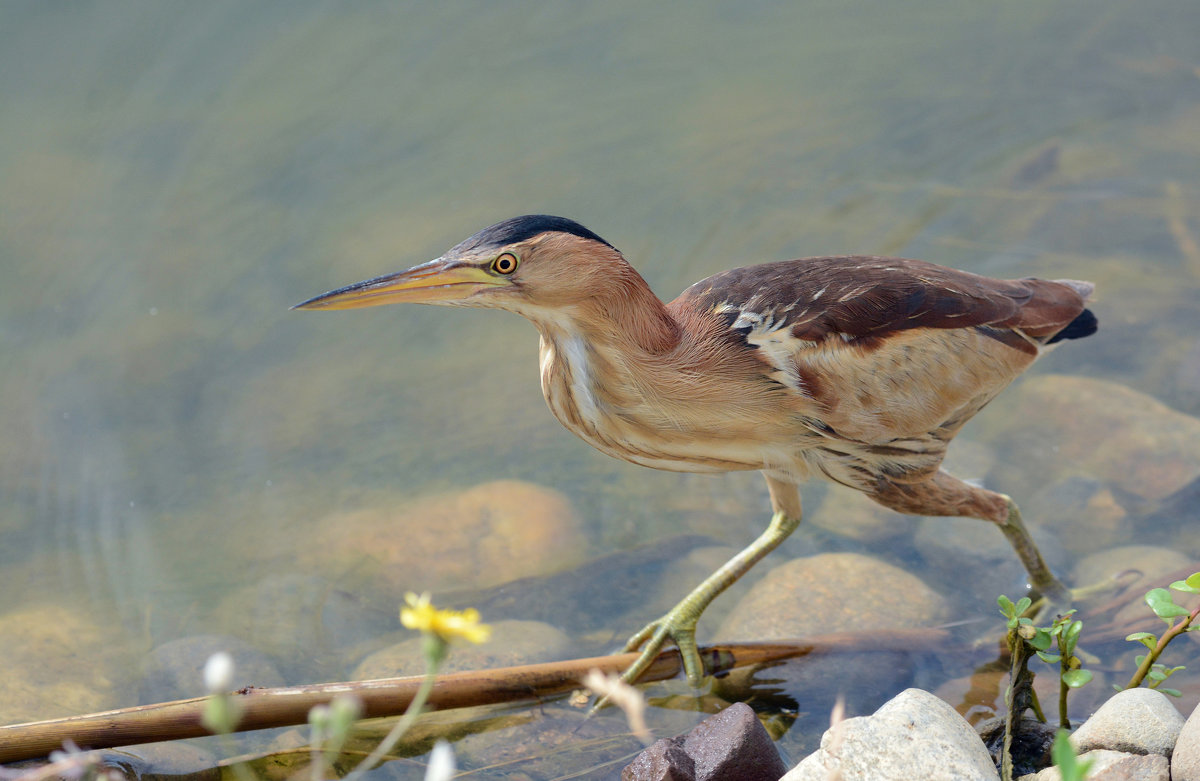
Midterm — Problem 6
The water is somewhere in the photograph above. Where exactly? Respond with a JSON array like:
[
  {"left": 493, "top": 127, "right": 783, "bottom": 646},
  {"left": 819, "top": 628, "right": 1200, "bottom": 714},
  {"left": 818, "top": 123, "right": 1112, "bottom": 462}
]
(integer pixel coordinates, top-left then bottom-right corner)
[{"left": 2, "top": 1, "right": 1199, "bottom": 777}]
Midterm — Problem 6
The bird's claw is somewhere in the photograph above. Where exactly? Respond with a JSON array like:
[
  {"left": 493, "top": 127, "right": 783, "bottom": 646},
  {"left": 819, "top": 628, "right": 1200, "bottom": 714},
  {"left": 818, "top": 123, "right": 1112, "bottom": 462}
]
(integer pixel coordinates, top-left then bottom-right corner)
[{"left": 622, "top": 607, "right": 705, "bottom": 687}]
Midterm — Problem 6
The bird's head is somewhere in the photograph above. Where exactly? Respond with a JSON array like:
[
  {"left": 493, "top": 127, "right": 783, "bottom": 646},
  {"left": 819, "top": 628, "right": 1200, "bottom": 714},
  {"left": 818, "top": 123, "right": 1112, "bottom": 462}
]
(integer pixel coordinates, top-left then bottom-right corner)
[{"left": 293, "top": 215, "right": 631, "bottom": 318}]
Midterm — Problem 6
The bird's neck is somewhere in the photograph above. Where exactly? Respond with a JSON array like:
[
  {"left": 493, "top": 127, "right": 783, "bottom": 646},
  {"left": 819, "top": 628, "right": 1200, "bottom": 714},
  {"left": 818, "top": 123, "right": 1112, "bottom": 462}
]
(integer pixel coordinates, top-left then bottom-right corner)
[{"left": 531, "top": 256, "right": 681, "bottom": 355}]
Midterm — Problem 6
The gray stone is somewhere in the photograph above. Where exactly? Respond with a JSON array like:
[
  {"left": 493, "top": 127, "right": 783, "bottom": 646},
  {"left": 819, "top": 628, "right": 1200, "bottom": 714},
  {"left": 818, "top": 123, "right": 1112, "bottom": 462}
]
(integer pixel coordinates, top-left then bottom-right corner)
[
  {"left": 622, "top": 738, "right": 695, "bottom": 781},
  {"left": 1071, "top": 688, "right": 1184, "bottom": 758},
  {"left": 682, "top": 702, "right": 787, "bottom": 781},
  {"left": 623, "top": 703, "right": 786, "bottom": 781},
  {"left": 1171, "top": 702, "right": 1200, "bottom": 781},
  {"left": 781, "top": 688, "right": 999, "bottom": 781},
  {"left": 139, "top": 634, "right": 284, "bottom": 703},
  {"left": 1020, "top": 749, "right": 1169, "bottom": 781}
]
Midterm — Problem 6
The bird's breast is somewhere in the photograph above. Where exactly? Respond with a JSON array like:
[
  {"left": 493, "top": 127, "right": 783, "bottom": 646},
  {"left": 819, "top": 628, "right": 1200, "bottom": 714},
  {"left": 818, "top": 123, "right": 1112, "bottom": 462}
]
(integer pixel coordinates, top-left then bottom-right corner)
[{"left": 536, "top": 331, "right": 797, "bottom": 474}]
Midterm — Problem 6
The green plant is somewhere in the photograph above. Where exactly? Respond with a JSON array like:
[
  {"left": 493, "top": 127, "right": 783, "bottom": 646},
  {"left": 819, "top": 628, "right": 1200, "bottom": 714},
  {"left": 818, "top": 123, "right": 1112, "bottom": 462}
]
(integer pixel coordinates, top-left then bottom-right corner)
[
  {"left": 997, "top": 596, "right": 1094, "bottom": 781},
  {"left": 1123, "top": 571, "right": 1200, "bottom": 696},
  {"left": 1050, "top": 728, "right": 1093, "bottom": 781}
]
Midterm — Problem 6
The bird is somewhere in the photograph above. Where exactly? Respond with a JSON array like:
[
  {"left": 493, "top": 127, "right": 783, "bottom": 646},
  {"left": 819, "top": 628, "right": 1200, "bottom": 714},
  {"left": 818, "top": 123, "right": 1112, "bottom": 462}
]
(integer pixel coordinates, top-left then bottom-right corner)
[{"left": 294, "top": 214, "right": 1097, "bottom": 687}]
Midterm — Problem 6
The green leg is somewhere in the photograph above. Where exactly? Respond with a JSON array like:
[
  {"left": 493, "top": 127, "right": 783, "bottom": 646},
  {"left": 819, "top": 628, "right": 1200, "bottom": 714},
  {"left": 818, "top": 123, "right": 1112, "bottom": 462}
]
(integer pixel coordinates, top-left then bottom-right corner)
[
  {"left": 621, "top": 510, "right": 802, "bottom": 687},
  {"left": 998, "top": 495, "right": 1072, "bottom": 607}
]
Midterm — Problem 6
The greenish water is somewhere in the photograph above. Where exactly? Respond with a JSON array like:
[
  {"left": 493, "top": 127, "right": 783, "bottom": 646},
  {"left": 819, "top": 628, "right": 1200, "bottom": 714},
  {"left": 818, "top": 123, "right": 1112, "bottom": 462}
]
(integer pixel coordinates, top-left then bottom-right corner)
[{"left": 2, "top": 1, "right": 1199, "bottom": 777}]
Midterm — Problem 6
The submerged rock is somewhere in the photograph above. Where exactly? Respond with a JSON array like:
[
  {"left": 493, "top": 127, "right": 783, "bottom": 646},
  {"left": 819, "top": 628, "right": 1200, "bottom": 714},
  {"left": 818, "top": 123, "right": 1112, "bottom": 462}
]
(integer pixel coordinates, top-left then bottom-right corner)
[
  {"left": 352, "top": 619, "right": 574, "bottom": 678},
  {"left": 303, "top": 480, "right": 586, "bottom": 593},
  {"left": 714, "top": 553, "right": 950, "bottom": 709},
  {"left": 0, "top": 603, "right": 124, "bottom": 723}
]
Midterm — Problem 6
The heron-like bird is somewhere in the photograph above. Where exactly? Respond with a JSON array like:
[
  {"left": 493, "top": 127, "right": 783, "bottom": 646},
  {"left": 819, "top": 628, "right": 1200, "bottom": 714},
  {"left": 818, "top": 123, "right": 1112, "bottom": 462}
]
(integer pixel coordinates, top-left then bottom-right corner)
[{"left": 295, "top": 214, "right": 1097, "bottom": 687}]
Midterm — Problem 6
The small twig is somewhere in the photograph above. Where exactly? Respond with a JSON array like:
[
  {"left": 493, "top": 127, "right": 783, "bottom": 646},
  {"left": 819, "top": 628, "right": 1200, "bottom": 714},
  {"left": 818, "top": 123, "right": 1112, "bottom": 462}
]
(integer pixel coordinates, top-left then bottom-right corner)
[{"left": 1126, "top": 602, "right": 1200, "bottom": 689}]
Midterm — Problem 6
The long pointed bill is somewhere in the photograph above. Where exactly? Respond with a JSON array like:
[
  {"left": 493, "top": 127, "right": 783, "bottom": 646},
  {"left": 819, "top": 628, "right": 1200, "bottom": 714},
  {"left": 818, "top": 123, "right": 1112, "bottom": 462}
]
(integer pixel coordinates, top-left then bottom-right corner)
[{"left": 292, "top": 259, "right": 505, "bottom": 310}]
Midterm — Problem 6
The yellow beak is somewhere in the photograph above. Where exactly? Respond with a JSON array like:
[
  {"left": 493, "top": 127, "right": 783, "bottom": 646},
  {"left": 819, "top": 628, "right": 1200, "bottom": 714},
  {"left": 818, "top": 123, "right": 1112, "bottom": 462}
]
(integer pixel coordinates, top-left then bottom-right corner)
[{"left": 292, "top": 259, "right": 505, "bottom": 310}]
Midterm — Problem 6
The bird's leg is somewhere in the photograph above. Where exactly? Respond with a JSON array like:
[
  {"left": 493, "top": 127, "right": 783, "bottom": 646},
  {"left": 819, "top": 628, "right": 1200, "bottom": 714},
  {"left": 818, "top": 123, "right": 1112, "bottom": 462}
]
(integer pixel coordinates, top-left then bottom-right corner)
[
  {"left": 620, "top": 478, "right": 803, "bottom": 688},
  {"left": 997, "top": 494, "right": 1073, "bottom": 610}
]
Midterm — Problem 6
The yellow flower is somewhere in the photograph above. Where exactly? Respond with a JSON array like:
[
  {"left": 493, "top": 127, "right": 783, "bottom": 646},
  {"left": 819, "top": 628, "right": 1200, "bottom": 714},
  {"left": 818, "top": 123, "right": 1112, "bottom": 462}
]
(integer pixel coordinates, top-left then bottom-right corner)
[{"left": 401, "top": 592, "right": 491, "bottom": 645}]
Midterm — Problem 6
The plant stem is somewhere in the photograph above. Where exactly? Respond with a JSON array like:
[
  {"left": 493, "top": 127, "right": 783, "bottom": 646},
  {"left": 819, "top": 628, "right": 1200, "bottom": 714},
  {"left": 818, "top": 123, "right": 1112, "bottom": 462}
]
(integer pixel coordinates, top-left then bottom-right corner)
[
  {"left": 342, "top": 660, "right": 441, "bottom": 781},
  {"left": 1125, "top": 603, "right": 1200, "bottom": 689}
]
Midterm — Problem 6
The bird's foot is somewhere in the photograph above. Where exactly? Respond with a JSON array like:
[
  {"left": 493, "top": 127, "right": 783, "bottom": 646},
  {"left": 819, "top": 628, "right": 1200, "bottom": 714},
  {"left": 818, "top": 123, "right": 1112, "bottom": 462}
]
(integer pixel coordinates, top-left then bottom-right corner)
[{"left": 621, "top": 603, "right": 706, "bottom": 688}]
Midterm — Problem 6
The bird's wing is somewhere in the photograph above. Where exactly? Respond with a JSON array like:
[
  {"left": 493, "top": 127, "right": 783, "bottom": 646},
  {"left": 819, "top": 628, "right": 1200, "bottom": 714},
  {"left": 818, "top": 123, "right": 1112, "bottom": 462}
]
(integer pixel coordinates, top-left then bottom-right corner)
[{"left": 670, "top": 255, "right": 1086, "bottom": 347}]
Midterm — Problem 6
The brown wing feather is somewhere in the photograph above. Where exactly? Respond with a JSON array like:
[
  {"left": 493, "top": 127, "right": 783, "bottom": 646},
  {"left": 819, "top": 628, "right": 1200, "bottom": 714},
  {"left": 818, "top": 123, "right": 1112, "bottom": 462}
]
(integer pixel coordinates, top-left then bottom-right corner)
[{"left": 671, "top": 255, "right": 1089, "bottom": 344}]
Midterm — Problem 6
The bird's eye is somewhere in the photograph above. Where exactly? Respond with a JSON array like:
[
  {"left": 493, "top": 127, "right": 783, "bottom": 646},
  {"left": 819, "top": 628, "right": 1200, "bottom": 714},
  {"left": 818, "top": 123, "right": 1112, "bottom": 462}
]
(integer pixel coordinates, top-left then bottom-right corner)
[{"left": 491, "top": 252, "right": 519, "bottom": 275}]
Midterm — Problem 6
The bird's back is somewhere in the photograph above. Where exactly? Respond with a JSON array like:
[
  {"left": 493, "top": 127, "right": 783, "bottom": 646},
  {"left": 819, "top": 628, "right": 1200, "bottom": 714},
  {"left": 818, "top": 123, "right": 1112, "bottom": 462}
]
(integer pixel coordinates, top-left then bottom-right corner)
[{"left": 663, "top": 255, "right": 1096, "bottom": 487}]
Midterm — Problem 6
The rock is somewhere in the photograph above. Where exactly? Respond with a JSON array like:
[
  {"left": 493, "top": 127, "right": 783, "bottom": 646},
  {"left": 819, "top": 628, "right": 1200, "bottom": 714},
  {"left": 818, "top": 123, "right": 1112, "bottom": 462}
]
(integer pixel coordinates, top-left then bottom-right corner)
[
  {"left": 215, "top": 574, "right": 388, "bottom": 681},
  {"left": 0, "top": 604, "right": 124, "bottom": 723},
  {"left": 100, "top": 744, "right": 220, "bottom": 781},
  {"left": 139, "top": 635, "right": 285, "bottom": 703},
  {"left": 977, "top": 716, "right": 1056, "bottom": 778},
  {"left": 682, "top": 702, "right": 788, "bottom": 781},
  {"left": 1173, "top": 702, "right": 1200, "bottom": 781},
  {"left": 714, "top": 553, "right": 950, "bottom": 707},
  {"left": 1070, "top": 688, "right": 1184, "bottom": 758},
  {"left": 807, "top": 488, "right": 918, "bottom": 543},
  {"left": 984, "top": 375, "right": 1200, "bottom": 503},
  {"left": 352, "top": 619, "right": 574, "bottom": 678},
  {"left": 623, "top": 738, "right": 695, "bottom": 781},
  {"left": 1025, "top": 476, "right": 1131, "bottom": 557},
  {"left": 914, "top": 513, "right": 1063, "bottom": 602},
  {"left": 782, "top": 688, "right": 999, "bottom": 780},
  {"left": 623, "top": 703, "right": 787, "bottom": 781},
  {"left": 716, "top": 552, "right": 951, "bottom": 640},
  {"left": 1020, "top": 749, "right": 1169, "bottom": 781},
  {"left": 1072, "top": 545, "right": 1195, "bottom": 629},
  {"left": 303, "top": 480, "right": 586, "bottom": 593}
]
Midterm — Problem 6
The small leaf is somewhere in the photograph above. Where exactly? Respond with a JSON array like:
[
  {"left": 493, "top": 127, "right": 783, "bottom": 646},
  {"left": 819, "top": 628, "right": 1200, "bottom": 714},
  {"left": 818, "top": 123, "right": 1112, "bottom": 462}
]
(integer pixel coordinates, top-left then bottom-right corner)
[
  {"left": 1148, "top": 669, "right": 1166, "bottom": 682},
  {"left": 1169, "top": 579, "right": 1200, "bottom": 595},
  {"left": 1015, "top": 596, "right": 1032, "bottom": 615},
  {"left": 1160, "top": 687, "right": 1182, "bottom": 697},
  {"left": 1063, "top": 669, "right": 1093, "bottom": 688},
  {"left": 998, "top": 595, "right": 1016, "bottom": 617},
  {"left": 1187, "top": 571, "right": 1200, "bottom": 589},
  {"left": 1145, "top": 588, "right": 1190, "bottom": 620},
  {"left": 1126, "top": 632, "right": 1158, "bottom": 651},
  {"left": 1031, "top": 628, "right": 1053, "bottom": 651},
  {"left": 1036, "top": 651, "right": 1061, "bottom": 663}
]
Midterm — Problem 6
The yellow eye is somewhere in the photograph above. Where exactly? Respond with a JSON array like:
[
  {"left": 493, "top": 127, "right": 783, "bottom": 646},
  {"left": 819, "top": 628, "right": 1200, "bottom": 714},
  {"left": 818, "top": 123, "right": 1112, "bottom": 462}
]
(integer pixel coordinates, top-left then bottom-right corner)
[{"left": 491, "top": 252, "right": 519, "bottom": 275}]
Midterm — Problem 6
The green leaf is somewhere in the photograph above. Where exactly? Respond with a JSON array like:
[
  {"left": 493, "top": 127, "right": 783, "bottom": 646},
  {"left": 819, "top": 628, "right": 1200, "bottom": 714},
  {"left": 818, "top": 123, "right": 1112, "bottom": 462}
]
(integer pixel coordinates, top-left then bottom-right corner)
[
  {"left": 1148, "top": 669, "right": 1166, "bottom": 682},
  {"left": 1187, "top": 571, "right": 1200, "bottom": 589},
  {"left": 998, "top": 595, "right": 1016, "bottom": 617},
  {"left": 1036, "top": 651, "right": 1061, "bottom": 663},
  {"left": 1015, "top": 596, "right": 1032, "bottom": 615},
  {"left": 1126, "top": 632, "right": 1158, "bottom": 650},
  {"left": 1063, "top": 669, "right": 1093, "bottom": 688},
  {"left": 1031, "top": 628, "right": 1054, "bottom": 651},
  {"left": 1160, "top": 688, "right": 1182, "bottom": 697},
  {"left": 1169, "top": 579, "right": 1200, "bottom": 595},
  {"left": 1145, "top": 588, "right": 1190, "bottom": 620}
]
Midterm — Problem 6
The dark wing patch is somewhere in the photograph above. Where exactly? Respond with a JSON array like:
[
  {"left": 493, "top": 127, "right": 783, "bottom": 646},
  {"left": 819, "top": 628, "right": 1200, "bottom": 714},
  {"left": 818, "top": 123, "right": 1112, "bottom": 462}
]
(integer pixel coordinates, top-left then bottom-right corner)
[{"left": 670, "top": 256, "right": 1090, "bottom": 344}]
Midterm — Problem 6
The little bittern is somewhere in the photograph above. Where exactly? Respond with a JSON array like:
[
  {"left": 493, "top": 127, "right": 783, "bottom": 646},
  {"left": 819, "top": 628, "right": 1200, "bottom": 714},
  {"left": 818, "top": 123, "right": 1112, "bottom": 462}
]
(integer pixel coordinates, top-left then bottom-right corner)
[{"left": 296, "top": 215, "right": 1097, "bottom": 687}]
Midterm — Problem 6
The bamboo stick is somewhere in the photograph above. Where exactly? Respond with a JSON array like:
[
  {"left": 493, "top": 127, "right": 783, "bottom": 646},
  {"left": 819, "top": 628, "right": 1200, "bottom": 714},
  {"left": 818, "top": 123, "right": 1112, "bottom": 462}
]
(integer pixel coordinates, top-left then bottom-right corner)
[{"left": 0, "top": 631, "right": 944, "bottom": 764}]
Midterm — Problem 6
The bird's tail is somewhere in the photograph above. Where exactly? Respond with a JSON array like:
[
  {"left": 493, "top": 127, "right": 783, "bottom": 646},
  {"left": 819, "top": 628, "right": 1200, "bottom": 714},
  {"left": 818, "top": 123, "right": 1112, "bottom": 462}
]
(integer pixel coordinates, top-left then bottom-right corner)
[{"left": 1046, "top": 278, "right": 1097, "bottom": 344}]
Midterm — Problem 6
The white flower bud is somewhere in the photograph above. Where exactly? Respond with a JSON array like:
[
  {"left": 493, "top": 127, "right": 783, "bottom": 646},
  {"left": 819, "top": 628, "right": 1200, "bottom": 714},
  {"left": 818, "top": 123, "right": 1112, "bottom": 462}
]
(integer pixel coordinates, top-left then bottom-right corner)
[{"left": 203, "top": 651, "right": 236, "bottom": 693}]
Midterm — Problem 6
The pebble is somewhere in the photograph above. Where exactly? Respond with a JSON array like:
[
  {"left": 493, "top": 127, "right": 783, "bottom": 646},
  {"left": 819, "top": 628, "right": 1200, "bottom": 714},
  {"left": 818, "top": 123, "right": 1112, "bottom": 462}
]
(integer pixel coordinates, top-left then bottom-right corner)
[
  {"left": 782, "top": 688, "right": 999, "bottom": 780},
  {"left": 301, "top": 480, "right": 586, "bottom": 592},
  {"left": 352, "top": 619, "right": 574, "bottom": 678},
  {"left": 1172, "top": 702, "right": 1200, "bottom": 780},
  {"left": 1070, "top": 687, "right": 1184, "bottom": 758},
  {"left": 1019, "top": 748, "right": 1170, "bottom": 780},
  {"left": 714, "top": 552, "right": 950, "bottom": 709},
  {"left": 623, "top": 702, "right": 787, "bottom": 781}
]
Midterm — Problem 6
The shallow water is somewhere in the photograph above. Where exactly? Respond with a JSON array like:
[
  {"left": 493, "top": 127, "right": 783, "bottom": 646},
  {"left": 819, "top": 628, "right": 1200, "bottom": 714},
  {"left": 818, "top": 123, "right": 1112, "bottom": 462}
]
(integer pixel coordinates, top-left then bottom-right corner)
[{"left": 2, "top": 1, "right": 1199, "bottom": 777}]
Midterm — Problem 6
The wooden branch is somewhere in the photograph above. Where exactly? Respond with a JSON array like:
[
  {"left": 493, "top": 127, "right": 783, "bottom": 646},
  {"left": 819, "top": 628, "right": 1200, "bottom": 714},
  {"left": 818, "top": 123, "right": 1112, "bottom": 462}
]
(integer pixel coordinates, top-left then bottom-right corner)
[{"left": 0, "top": 630, "right": 945, "bottom": 764}]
